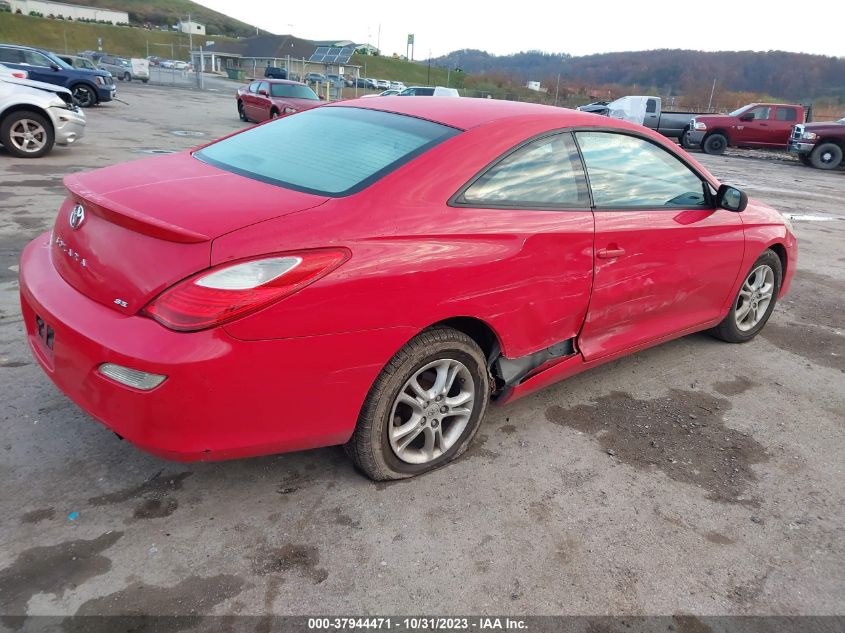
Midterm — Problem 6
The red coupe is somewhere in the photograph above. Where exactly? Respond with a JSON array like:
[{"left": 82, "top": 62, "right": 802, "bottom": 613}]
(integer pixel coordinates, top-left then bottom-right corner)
[
  {"left": 236, "top": 78, "right": 321, "bottom": 123},
  {"left": 20, "top": 98, "right": 797, "bottom": 480}
]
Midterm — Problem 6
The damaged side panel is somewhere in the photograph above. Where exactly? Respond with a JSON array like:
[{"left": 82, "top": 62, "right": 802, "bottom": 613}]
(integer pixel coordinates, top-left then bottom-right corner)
[{"left": 492, "top": 338, "right": 576, "bottom": 392}]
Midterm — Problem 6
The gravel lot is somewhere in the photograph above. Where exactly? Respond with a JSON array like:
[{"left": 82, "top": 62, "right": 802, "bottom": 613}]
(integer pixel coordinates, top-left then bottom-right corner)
[{"left": 0, "top": 83, "right": 843, "bottom": 621}]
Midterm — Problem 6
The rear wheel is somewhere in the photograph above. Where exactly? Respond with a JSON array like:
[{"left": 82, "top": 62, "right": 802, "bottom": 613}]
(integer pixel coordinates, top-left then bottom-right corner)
[
  {"left": 810, "top": 142, "right": 843, "bottom": 170},
  {"left": 1, "top": 110, "right": 55, "bottom": 158},
  {"left": 711, "top": 250, "right": 782, "bottom": 343},
  {"left": 346, "top": 327, "right": 490, "bottom": 480},
  {"left": 71, "top": 84, "right": 96, "bottom": 108},
  {"left": 702, "top": 133, "right": 728, "bottom": 155},
  {"left": 123, "top": 72, "right": 131, "bottom": 82}
]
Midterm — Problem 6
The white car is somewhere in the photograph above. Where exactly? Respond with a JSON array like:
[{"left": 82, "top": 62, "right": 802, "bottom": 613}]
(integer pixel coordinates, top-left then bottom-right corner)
[
  {"left": 0, "top": 74, "right": 85, "bottom": 158},
  {"left": 360, "top": 89, "right": 400, "bottom": 99},
  {"left": 398, "top": 86, "right": 460, "bottom": 97},
  {"left": 0, "top": 62, "right": 27, "bottom": 79},
  {"left": 389, "top": 81, "right": 406, "bottom": 91}
]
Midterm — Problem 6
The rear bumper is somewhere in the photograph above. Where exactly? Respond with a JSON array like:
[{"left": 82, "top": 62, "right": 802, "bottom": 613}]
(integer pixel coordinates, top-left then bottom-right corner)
[{"left": 19, "top": 233, "right": 413, "bottom": 461}]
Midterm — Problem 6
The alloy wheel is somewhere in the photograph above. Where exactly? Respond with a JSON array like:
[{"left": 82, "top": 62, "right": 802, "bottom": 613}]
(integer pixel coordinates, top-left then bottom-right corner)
[
  {"left": 9, "top": 118, "right": 48, "bottom": 154},
  {"left": 388, "top": 359, "right": 475, "bottom": 464},
  {"left": 734, "top": 264, "right": 775, "bottom": 331}
]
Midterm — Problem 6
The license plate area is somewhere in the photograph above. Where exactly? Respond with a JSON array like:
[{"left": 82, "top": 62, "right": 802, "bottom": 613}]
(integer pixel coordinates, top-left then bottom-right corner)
[{"left": 33, "top": 313, "right": 55, "bottom": 361}]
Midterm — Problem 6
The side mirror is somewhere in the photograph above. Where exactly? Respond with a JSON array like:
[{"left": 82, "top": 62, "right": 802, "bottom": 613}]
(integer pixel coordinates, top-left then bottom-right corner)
[
  {"left": 739, "top": 114, "right": 754, "bottom": 122},
  {"left": 716, "top": 184, "right": 748, "bottom": 212},
  {"left": 50, "top": 63, "right": 60, "bottom": 71},
  {"left": 258, "top": 89, "right": 268, "bottom": 97}
]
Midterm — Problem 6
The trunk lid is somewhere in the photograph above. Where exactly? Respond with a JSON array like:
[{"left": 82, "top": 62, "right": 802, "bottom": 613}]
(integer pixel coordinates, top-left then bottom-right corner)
[{"left": 52, "top": 151, "right": 329, "bottom": 314}]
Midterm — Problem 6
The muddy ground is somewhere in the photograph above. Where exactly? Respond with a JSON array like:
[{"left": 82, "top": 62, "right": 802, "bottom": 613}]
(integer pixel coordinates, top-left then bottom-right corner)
[{"left": 0, "top": 84, "right": 842, "bottom": 621}]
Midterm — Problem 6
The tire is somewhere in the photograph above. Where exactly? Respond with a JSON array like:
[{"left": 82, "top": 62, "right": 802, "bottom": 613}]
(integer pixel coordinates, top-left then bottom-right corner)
[
  {"left": 809, "top": 142, "right": 843, "bottom": 170},
  {"left": 270, "top": 108, "right": 279, "bottom": 119},
  {"left": 71, "top": 84, "right": 96, "bottom": 108},
  {"left": 141, "top": 79, "right": 149, "bottom": 84},
  {"left": 797, "top": 153, "right": 812, "bottom": 166},
  {"left": 679, "top": 127, "right": 694, "bottom": 150},
  {"left": 237, "top": 100, "right": 248, "bottom": 122},
  {"left": 702, "top": 133, "right": 728, "bottom": 155},
  {"left": 0, "top": 110, "right": 55, "bottom": 158},
  {"left": 123, "top": 72, "right": 131, "bottom": 82},
  {"left": 346, "top": 327, "right": 491, "bottom": 481},
  {"left": 711, "top": 250, "right": 782, "bottom": 343}
]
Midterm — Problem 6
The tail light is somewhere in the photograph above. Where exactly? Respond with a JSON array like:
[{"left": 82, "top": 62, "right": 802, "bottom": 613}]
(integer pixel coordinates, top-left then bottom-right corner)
[
  {"left": 12, "top": 71, "right": 28, "bottom": 79},
  {"left": 142, "top": 249, "right": 348, "bottom": 332}
]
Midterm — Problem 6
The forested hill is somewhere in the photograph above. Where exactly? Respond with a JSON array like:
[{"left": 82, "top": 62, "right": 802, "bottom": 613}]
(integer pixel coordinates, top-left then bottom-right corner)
[{"left": 433, "top": 49, "right": 845, "bottom": 100}]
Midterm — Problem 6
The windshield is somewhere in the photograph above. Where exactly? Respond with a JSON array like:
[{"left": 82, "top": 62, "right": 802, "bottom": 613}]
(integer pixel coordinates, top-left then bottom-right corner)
[
  {"left": 728, "top": 104, "right": 753, "bottom": 117},
  {"left": 77, "top": 58, "right": 96, "bottom": 70},
  {"left": 194, "top": 106, "right": 460, "bottom": 196},
  {"left": 270, "top": 83, "right": 318, "bottom": 100}
]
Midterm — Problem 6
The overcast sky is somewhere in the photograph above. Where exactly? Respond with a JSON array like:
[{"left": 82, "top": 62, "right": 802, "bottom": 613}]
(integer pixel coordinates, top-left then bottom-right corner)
[{"left": 198, "top": 0, "right": 844, "bottom": 59}]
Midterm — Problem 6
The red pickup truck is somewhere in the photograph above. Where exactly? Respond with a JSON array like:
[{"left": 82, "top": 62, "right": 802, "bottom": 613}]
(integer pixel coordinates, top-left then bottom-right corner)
[{"left": 683, "top": 103, "right": 805, "bottom": 154}]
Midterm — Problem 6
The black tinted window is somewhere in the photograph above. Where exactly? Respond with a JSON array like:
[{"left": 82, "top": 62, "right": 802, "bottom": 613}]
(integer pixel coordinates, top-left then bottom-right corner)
[
  {"left": 776, "top": 108, "right": 797, "bottom": 121},
  {"left": 576, "top": 132, "right": 707, "bottom": 208},
  {"left": 0, "top": 48, "right": 21, "bottom": 63},
  {"left": 461, "top": 133, "right": 589, "bottom": 207},
  {"left": 646, "top": 99, "right": 657, "bottom": 113},
  {"left": 195, "top": 107, "right": 460, "bottom": 196}
]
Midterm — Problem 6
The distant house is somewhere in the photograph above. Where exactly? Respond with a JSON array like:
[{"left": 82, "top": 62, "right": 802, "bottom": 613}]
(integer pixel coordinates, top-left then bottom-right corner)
[
  {"left": 526, "top": 81, "right": 542, "bottom": 92},
  {"left": 178, "top": 19, "right": 205, "bottom": 35},
  {"left": 6, "top": 0, "right": 127, "bottom": 23},
  {"left": 355, "top": 43, "right": 379, "bottom": 55}
]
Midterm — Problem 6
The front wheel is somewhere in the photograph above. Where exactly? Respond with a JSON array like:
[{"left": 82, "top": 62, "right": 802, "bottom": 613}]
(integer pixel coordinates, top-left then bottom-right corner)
[
  {"left": 71, "top": 84, "right": 96, "bottom": 108},
  {"left": 702, "top": 133, "right": 728, "bottom": 155},
  {"left": 346, "top": 327, "right": 490, "bottom": 480},
  {"left": 123, "top": 72, "right": 131, "bottom": 82},
  {"left": 237, "top": 101, "right": 248, "bottom": 122},
  {"left": 810, "top": 142, "right": 843, "bottom": 170},
  {"left": 711, "top": 250, "right": 782, "bottom": 343},
  {"left": 0, "top": 110, "right": 55, "bottom": 158}
]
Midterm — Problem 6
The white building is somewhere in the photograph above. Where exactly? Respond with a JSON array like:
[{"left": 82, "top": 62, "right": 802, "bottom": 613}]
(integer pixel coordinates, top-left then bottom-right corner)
[
  {"left": 6, "top": 0, "right": 128, "bottom": 24},
  {"left": 526, "top": 81, "right": 542, "bottom": 92},
  {"left": 178, "top": 20, "right": 206, "bottom": 36}
]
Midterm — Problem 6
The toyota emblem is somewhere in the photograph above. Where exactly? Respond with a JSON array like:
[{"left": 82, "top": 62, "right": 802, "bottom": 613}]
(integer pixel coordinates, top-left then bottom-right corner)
[{"left": 69, "top": 204, "right": 85, "bottom": 230}]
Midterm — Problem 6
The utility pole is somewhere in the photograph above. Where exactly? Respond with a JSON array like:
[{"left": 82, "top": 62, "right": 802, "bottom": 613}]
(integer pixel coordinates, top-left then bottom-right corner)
[
  {"left": 187, "top": 12, "right": 193, "bottom": 61},
  {"left": 707, "top": 77, "right": 717, "bottom": 111},
  {"left": 554, "top": 73, "right": 560, "bottom": 107},
  {"left": 377, "top": 24, "right": 381, "bottom": 54},
  {"left": 427, "top": 49, "right": 431, "bottom": 84}
]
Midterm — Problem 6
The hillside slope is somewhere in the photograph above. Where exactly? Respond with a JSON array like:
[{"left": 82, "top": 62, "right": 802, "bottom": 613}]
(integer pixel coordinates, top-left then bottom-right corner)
[
  {"left": 434, "top": 49, "right": 845, "bottom": 100},
  {"left": 59, "top": 0, "right": 265, "bottom": 37}
]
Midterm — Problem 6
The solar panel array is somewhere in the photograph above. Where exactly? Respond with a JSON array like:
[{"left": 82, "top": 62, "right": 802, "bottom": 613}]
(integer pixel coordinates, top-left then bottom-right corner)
[{"left": 309, "top": 46, "right": 355, "bottom": 64}]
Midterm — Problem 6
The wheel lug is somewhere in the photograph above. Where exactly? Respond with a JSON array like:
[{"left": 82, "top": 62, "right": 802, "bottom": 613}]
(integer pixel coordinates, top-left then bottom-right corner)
[
  {"left": 431, "top": 420, "right": 439, "bottom": 428},
  {"left": 420, "top": 417, "right": 426, "bottom": 426},
  {"left": 440, "top": 406, "right": 448, "bottom": 413},
  {"left": 435, "top": 395, "right": 442, "bottom": 402}
]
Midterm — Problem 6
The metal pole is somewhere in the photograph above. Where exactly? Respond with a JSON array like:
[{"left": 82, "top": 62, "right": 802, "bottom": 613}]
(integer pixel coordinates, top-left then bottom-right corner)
[
  {"left": 554, "top": 73, "right": 560, "bottom": 107},
  {"left": 707, "top": 77, "right": 716, "bottom": 111},
  {"left": 427, "top": 50, "right": 431, "bottom": 84}
]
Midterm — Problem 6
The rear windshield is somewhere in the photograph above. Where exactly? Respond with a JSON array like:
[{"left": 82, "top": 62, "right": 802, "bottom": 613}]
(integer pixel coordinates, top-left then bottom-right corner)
[
  {"left": 270, "top": 83, "right": 318, "bottom": 99},
  {"left": 194, "top": 107, "right": 460, "bottom": 196}
]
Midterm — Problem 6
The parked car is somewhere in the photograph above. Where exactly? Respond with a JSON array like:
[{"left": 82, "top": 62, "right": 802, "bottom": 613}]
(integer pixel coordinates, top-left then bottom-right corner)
[
  {"left": 326, "top": 74, "right": 345, "bottom": 88},
  {"left": 360, "top": 89, "right": 400, "bottom": 98},
  {"left": 398, "top": 86, "right": 459, "bottom": 97},
  {"left": 160, "top": 60, "right": 175, "bottom": 69},
  {"left": 789, "top": 117, "right": 845, "bottom": 170},
  {"left": 97, "top": 55, "right": 149, "bottom": 83},
  {"left": 146, "top": 55, "right": 163, "bottom": 66},
  {"left": 56, "top": 55, "right": 99, "bottom": 72},
  {"left": 389, "top": 81, "right": 406, "bottom": 91},
  {"left": 0, "top": 44, "right": 115, "bottom": 107},
  {"left": 376, "top": 79, "right": 389, "bottom": 90},
  {"left": 18, "top": 99, "right": 796, "bottom": 480},
  {"left": 304, "top": 72, "right": 326, "bottom": 84},
  {"left": 1, "top": 74, "right": 85, "bottom": 157},
  {"left": 264, "top": 66, "right": 287, "bottom": 79},
  {"left": 603, "top": 96, "right": 707, "bottom": 142},
  {"left": 237, "top": 79, "right": 321, "bottom": 123},
  {"left": 684, "top": 103, "right": 806, "bottom": 154},
  {"left": 362, "top": 78, "right": 378, "bottom": 89},
  {"left": 172, "top": 61, "right": 189, "bottom": 71}
]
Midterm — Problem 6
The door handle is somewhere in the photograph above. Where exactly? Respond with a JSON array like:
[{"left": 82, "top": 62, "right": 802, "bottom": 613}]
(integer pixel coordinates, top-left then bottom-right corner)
[{"left": 597, "top": 247, "right": 626, "bottom": 259}]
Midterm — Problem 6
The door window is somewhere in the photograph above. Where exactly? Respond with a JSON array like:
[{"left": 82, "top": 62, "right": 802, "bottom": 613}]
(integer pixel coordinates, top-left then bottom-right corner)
[
  {"left": 576, "top": 132, "right": 708, "bottom": 208},
  {"left": 258, "top": 81, "right": 269, "bottom": 94},
  {"left": 775, "top": 107, "right": 797, "bottom": 121},
  {"left": 21, "top": 50, "right": 52, "bottom": 67},
  {"left": 248, "top": 81, "right": 260, "bottom": 93},
  {"left": 745, "top": 106, "right": 772, "bottom": 120},
  {"left": 458, "top": 133, "right": 590, "bottom": 208},
  {"left": 646, "top": 99, "right": 658, "bottom": 113}
]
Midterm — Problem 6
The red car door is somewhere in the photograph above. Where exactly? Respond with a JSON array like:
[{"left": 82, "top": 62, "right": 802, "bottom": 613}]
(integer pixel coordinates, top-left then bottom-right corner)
[
  {"left": 770, "top": 106, "right": 800, "bottom": 147},
  {"left": 242, "top": 81, "right": 261, "bottom": 120},
  {"left": 574, "top": 131, "right": 744, "bottom": 360},
  {"left": 735, "top": 105, "right": 775, "bottom": 146},
  {"left": 449, "top": 132, "right": 595, "bottom": 355},
  {"left": 254, "top": 81, "right": 271, "bottom": 121}
]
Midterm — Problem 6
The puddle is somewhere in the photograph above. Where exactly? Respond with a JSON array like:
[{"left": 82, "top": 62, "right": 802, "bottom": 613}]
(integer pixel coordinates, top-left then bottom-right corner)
[
  {"left": 546, "top": 389, "right": 768, "bottom": 505},
  {"left": 786, "top": 214, "right": 842, "bottom": 222}
]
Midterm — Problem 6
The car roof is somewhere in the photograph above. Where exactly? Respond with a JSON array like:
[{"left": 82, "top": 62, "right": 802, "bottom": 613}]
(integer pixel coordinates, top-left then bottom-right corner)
[
  {"left": 333, "top": 97, "right": 620, "bottom": 131},
  {"left": 262, "top": 79, "right": 309, "bottom": 86}
]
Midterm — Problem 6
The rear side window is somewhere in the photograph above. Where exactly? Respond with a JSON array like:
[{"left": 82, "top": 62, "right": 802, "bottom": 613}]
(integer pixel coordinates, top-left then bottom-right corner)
[
  {"left": 0, "top": 48, "right": 21, "bottom": 63},
  {"left": 776, "top": 108, "right": 797, "bottom": 121},
  {"left": 646, "top": 99, "right": 657, "bottom": 113},
  {"left": 195, "top": 106, "right": 460, "bottom": 196},
  {"left": 458, "top": 133, "right": 590, "bottom": 208}
]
